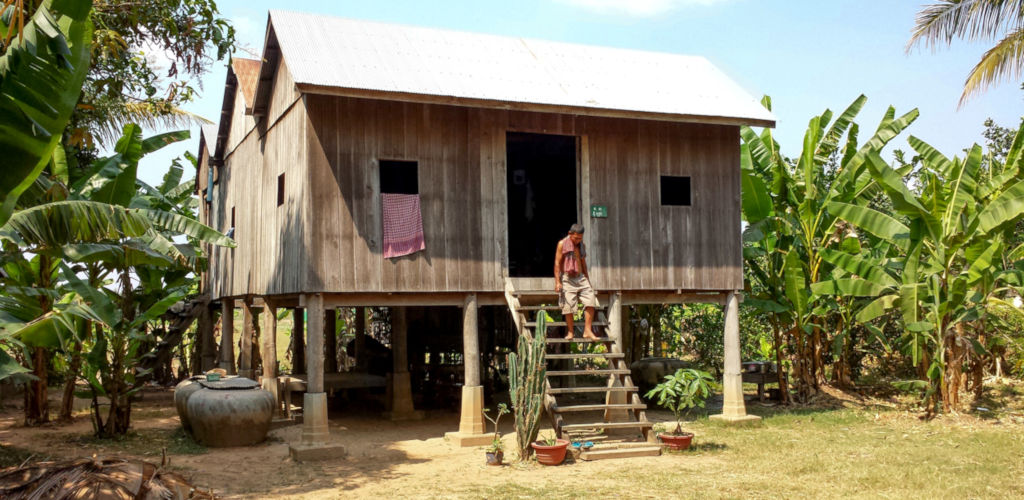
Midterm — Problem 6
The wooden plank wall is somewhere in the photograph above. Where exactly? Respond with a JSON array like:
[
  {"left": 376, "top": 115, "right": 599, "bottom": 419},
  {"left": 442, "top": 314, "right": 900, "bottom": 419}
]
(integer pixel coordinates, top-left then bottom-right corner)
[
  {"left": 207, "top": 56, "right": 308, "bottom": 299},
  {"left": 206, "top": 65, "right": 742, "bottom": 299},
  {"left": 296, "top": 95, "right": 742, "bottom": 295}
]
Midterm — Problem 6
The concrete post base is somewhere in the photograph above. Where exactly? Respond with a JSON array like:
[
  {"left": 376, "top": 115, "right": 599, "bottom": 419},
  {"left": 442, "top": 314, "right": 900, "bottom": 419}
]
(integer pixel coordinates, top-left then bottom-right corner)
[
  {"left": 387, "top": 371, "right": 424, "bottom": 421},
  {"left": 444, "top": 385, "right": 491, "bottom": 446},
  {"left": 445, "top": 431, "right": 494, "bottom": 447},
  {"left": 709, "top": 413, "right": 763, "bottom": 425},
  {"left": 301, "top": 392, "right": 330, "bottom": 444},
  {"left": 288, "top": 440, "right": 347, "bottom": 461}
]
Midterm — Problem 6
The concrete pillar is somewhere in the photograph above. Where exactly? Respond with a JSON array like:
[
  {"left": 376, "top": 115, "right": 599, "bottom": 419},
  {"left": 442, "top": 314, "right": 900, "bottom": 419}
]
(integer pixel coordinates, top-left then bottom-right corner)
[
  {"left": 710, "top": 291, "right": 762, "bottom": 425},
  {"left": 387, "top": 307, "right": 424, "bottom": 421},
  {"left": 261, "top": 301, "right": 279, "bottom": 408},
  {"left": 605, "top": 292, "right": 628, "bottom": 423},
  {"left": 219, "top": 301, "right": 236, "bottom": 374},
  {"left": 445, "top": 294, "right": 489, "bottom": 446},
  {"left": 325, "top": 309, "right": 338, "bottom": 373},
  {"left": 354, "top": 306, "right": 366, "bottom": 370},
  {"left": 239, "top": 301, "right": 255, "bottom": 380},
  {"left": 302, "top": 293, "right": 328, "bottom": 443},
  {"left": 292, "top": 308, "right": 305, "bottom": 375},
  {"left": 289, "top": 293, "right": 346, "bottom": 461}
]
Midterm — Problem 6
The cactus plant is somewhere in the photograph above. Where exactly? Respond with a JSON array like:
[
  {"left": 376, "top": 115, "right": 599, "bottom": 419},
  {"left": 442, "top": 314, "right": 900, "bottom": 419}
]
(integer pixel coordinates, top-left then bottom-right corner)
[{"left": 508, "top": 313, "right": 547, "bottom": 461}]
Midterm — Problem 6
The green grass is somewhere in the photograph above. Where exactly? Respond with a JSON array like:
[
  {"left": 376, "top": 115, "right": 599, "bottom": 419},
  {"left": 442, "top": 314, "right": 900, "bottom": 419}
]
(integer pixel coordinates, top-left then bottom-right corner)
[{"left": 459, "top": 405, "right": 1024, "bottom": 499}]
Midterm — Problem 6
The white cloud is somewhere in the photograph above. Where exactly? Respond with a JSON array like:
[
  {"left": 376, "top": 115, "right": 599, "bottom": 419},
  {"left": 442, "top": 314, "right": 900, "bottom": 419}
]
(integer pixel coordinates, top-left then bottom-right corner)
[{"left": 558, "top": 0, "right": 730, "bottom": 17}]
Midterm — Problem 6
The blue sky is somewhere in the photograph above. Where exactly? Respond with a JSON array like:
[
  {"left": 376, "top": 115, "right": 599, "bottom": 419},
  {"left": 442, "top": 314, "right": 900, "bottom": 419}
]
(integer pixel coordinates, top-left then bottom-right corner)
[{"left": 137, "top": 0, "right": 1024, "bottom": 186}]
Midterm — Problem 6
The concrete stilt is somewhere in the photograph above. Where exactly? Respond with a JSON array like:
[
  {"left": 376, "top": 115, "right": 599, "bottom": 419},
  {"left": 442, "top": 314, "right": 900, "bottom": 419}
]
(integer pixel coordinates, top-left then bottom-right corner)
[
  {"left": 219, "top": 301, "right": 236, "bottom": 374},
  {"left": 289, "top": 293, "right": 346, "bottom": 461},
  {"left": 710, "top": 291, "right": 762, "bottom": 425},
  {"left": 446, "top": 293, "right": 491, "bottom": 446},
  {"left": 387, "top": 307, "right": 424, "bottom": 421}
]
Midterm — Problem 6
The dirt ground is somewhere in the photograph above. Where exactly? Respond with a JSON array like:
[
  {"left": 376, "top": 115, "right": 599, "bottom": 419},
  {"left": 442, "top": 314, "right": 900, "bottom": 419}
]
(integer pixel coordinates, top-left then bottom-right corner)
[
  {"left": 1, "top": 383, "right": 1022, "bottom": 499},
  {"left": 0, "top": 388, "right": 693, "bottom": 499}
]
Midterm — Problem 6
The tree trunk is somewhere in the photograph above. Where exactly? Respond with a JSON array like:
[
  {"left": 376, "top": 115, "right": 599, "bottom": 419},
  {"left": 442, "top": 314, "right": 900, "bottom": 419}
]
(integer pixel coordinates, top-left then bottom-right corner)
[
  {"left": 59, "top": 339, "right": 84, "bottom": 421},
  {"left": 25, "top": 347, "right": 49, "bottom": 425},
  {"left": 772, "top": 321, "right": 790, "bottom": 404}
]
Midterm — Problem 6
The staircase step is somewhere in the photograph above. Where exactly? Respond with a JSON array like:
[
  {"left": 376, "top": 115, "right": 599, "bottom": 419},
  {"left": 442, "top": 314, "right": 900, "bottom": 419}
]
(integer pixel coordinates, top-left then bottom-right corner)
[
  {"left": 516, "top": 305, "right": 563, "bottom": 311},
  {"left": 547, "top": 369, "right": 631, "bottom": 377},
  {"left": 546, "top": 352, "right": 624, "bottom": 360},
  {"left": 554, "top": 403, "right": 647, "bottom": 413},
  {"left": 547, "top": 386, "right": 638, "bottom": 395},
  {"left": 545, "top": 337, "right": 612, "bottom": 344},
  {"left": 562, "top": 421, "right": 654, "bottom": 432},
  {"left": 526, "top": 320, "right": 609, "bottom": 328},
  {"left": 579, "top": 445, "right": 661, "bottom": 461}
]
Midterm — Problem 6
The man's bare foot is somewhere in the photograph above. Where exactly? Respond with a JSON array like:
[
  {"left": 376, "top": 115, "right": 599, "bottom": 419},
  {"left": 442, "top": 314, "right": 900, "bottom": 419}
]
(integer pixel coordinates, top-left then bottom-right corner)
[
  {"left": 583, "top": 330, "right": 599, "bottom": 340},
  {"left": 564, "top": 333, "right": 574, "bottom": 340}
]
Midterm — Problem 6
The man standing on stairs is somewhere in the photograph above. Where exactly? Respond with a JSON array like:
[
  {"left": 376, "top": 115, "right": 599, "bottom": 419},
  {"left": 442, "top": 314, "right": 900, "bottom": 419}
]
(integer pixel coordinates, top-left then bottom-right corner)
[{"left": 554, "top": 223, "right": 600, "bottom": 340}]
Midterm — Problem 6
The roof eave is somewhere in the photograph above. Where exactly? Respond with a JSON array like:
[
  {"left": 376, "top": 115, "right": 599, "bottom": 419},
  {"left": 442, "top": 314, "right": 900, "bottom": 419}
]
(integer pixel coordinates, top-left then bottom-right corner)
[{"left": 294, "top": 82, "right": 776, "bottom": 128}]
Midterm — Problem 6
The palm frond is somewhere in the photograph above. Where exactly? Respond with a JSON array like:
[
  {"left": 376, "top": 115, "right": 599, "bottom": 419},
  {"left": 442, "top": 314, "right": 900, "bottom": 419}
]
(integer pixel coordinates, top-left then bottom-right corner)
[
  {"left": 908, "top": 0, "right": 1024, "bottom": 51},
  {"left": 86, "top": 100, "right": 212, "bottom": 146},
  {"left": 960, "top": 27, "right": 1024, "bottom": 105}
]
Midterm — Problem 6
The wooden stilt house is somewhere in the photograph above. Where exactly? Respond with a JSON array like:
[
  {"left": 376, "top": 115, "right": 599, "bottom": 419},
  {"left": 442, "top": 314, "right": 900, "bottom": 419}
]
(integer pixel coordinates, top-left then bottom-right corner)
[{"left": 196, "top": 10, "right": 774, "bottom": 460}]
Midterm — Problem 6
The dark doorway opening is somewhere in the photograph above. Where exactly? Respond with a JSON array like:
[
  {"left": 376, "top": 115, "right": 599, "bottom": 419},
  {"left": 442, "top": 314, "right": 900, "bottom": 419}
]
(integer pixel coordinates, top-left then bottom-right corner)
[{"left": 506, "top": 132, "right": 577, "bottom": 277}]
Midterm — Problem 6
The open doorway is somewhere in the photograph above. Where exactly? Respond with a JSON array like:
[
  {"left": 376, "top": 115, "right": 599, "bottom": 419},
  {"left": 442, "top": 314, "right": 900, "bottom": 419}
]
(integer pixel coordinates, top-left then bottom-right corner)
[{"left": 506, "top": 132, "right": 577, "bottom": 277}]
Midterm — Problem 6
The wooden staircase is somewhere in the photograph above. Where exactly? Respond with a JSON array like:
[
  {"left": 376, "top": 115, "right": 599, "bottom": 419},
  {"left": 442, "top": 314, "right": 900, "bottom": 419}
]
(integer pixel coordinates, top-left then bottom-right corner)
[{"left": 505, "top": 279, "right": 661, "bottom": 461}]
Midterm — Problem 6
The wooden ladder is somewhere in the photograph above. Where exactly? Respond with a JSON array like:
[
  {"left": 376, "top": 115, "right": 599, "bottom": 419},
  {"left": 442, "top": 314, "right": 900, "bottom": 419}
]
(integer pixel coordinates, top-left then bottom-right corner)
[{"left": 504, "top": 279, "right": 661, "bottom": 461}]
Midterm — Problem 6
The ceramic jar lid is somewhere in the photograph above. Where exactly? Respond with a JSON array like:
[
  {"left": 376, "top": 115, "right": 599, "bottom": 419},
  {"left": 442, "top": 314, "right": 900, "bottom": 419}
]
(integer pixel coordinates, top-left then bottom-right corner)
[{"left": 199, "top": 377, "right": 260, "bottom": 390}]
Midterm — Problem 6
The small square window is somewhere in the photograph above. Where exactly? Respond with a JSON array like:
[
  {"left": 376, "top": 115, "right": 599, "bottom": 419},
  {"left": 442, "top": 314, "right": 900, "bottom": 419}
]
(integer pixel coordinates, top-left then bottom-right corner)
[
  {"left": 277, "top": 173, "right": 285, "bottom": 207},
  {"left": 380, "top": 160, "right": 418, "bottom": 194},
  {"left": 660, "top": 176, "right": 691, "bottom": 206}
]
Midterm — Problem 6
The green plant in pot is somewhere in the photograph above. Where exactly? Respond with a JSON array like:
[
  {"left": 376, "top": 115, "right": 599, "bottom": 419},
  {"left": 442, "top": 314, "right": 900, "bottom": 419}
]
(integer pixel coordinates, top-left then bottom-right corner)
[
  {"left": 645, "top": 368, "right": 716, "bottom": 451},
  {"left": 483, "top": 403, "right": 509, "bottom": 466}
]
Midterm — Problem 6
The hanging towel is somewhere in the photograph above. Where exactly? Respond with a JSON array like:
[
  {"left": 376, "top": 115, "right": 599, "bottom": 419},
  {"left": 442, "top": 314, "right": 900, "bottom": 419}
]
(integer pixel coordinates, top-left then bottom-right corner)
[{"left": 382, "top": 193, "right": 426, "bottom": 258}]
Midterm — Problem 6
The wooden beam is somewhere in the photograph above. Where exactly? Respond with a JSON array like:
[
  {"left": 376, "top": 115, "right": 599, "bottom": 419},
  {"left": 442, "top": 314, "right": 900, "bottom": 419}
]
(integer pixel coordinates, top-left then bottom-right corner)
[
  {"left": 324, "top": 309, "right": 338, "bottom": 373},
  {"left": 260, "top": 300, "right": 279, "bottom": 407},
  {"left": 219, "top": 301, "right": 235, "bottom": 374},
  {"left": 317, "top": 292, "right": 507, "bottom": 307},
  {"left": 292, "top": 307, "right": 305, "bottom": 375}
]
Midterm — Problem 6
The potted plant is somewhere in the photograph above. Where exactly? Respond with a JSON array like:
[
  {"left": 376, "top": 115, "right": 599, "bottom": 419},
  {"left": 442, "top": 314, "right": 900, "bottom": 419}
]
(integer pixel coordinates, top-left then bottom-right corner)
[
  {"left": 644, "top": 368, "right": 716, "bottom": 451},
  {"left": 531, "top": 434, "right": 570, "bottom": 466},
  {"left": 483, "top": 403, "right": 509, "bottom": 465}
]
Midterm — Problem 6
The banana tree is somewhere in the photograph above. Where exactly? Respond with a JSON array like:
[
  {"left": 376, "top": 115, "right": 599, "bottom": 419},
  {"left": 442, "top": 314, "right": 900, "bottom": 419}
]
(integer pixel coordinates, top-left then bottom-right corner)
[
  {"left": 0, "top": 125, "right": 233, "bottom": 430},
  {"left": 0, "top": 0, "right": 92, "bottom": 226},
  {"left": 740, "top": 95, "right": 919, "bottom": 400},
  {"left": 827, "top": 125, "right": 1024, "bottom": 414}
]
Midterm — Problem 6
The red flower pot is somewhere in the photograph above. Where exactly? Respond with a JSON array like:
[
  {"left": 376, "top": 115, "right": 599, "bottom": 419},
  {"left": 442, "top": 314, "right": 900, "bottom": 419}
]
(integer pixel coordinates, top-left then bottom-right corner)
[
  {"left": 531, "top": 439, "right": 570, "bottom": 465},
  {"left": 658, "top": 432, "right": 694, "bottom": 451}
]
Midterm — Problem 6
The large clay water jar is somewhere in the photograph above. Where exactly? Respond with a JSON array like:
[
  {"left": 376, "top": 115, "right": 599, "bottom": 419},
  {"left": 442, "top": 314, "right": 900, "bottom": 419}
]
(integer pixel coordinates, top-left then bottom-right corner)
[
  {"left": 173, "top": 376, "right": 205, "bottom": 433},
  {"left": 187, "top": 377, "right": 275, "bottom": 447}
]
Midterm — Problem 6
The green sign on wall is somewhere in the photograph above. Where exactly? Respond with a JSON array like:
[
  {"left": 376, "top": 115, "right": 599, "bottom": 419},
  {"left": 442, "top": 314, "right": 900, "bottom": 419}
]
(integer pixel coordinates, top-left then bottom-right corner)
[{"left": 591, "top": 205, "right": 608, "bottom": 218}]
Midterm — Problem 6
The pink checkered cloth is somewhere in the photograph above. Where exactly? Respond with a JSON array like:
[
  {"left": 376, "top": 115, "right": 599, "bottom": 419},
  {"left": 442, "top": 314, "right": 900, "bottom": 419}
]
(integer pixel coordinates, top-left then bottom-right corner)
[{"left": 382, "top": 193, "right": 425, "bottom": 258}]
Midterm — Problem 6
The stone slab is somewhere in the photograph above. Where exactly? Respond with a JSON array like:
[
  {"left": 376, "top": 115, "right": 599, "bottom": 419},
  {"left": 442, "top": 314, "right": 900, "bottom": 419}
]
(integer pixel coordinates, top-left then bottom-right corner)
[
  {"left": 445, "top": 431, "right": 494, "bottom": 447},
  {"left": 288, "top": 441, "right": 347, "bottom": 462}
]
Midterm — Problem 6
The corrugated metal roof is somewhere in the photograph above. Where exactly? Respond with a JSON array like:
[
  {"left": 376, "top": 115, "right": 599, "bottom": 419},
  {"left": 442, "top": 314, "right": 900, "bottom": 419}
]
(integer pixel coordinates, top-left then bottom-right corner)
[
  {"left": 266, "top": 10, "right": 774, "bottom": 126},
  {"left": 231, "top": 58, "right": 261, "bottom": 110}
]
